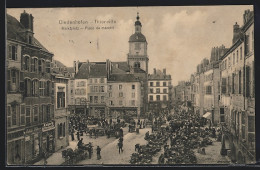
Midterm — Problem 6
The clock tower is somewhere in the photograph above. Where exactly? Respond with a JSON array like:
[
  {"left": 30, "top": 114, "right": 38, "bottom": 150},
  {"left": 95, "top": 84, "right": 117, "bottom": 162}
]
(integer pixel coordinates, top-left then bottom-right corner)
[{"left": 127, "top": 13, "right": 149, "bottom": 73}]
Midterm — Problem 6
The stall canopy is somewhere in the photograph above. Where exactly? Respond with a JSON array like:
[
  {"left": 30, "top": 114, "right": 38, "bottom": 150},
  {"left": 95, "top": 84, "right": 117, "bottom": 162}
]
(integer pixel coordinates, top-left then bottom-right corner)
[{"left": 203, "top": 112, "right": 212, "bottom": 119}]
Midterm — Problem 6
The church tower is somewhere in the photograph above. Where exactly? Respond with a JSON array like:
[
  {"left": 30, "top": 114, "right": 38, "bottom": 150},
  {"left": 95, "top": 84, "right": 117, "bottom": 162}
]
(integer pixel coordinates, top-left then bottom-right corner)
[{"left": 127, "top": 13, "right": 149, "bottom": 73}]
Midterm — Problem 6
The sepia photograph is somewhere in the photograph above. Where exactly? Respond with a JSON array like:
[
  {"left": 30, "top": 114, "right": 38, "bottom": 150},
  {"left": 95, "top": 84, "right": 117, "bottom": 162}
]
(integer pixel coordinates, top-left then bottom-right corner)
[{"left": 5, "top": 5, "right": 255, "bottom": 166}]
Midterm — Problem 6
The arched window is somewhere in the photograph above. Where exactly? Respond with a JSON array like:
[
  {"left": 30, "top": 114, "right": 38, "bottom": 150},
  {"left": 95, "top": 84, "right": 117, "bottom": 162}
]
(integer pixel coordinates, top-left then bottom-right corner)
[
  {"left": 31, "top": 79, "right": 39, "bottom": 96},
  {"left": 134, "top": 62, "right": 140, "bottom": 68},
  {"left": 23, "top": 55, "right": 30, "bottom": 71}
]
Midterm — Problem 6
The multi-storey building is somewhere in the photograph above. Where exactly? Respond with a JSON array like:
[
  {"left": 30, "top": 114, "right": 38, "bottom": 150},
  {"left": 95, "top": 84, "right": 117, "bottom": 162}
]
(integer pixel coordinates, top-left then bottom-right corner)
[
  {"left": 51, "top": 60, "right": 70, "bottom": 151},
  {"left": 220, "top": 9, "right": 255, "bottom": 164},
  {"left": 107, "top": 74, "right": 141, "bottom": 118},
  {"left": 6, "top": 11, "right": 55, "bottom": 164},
  {"left": 148, "top": 68, "right": 172, "bottom": 115}
]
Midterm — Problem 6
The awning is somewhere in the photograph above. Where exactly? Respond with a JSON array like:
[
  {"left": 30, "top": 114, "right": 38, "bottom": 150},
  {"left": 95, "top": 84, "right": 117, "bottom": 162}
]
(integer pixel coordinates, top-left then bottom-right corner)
[{"left": 203, "top": 112, "right": 212, "bottom": 119}]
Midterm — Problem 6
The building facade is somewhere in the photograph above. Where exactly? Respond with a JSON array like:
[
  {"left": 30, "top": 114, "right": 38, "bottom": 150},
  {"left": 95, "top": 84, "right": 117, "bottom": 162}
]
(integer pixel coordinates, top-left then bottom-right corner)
[
  {"left": 6, "top": 11, "right": 55, "bottom": 164},
  {"left": 220, "top": 9, "right": 255, "bottom": 164},
  {"left": 148, "top": 68, "right": 172, "bottom": 115}
]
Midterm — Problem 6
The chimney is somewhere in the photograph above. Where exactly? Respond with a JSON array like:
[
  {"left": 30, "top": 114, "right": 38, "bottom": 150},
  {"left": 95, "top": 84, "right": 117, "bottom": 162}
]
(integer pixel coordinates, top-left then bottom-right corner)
[
  {"left": 163, "top": 68, "right": 166, "bottom": 75},
  {"left": 232, "top": 22, "right": 240, "bottom": 44},
  {"left": 153, "top": 68, "right": 156, "bottom": 75}
]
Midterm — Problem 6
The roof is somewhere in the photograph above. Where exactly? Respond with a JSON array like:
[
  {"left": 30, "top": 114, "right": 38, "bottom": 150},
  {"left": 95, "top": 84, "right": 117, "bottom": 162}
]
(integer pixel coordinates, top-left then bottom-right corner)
[
  {"left": 6, "top": 14, "right": 52, "bottom": 54},
  {"left": 133, "top": 67, "right": 146, "bottom": 73},
  {"left": 108, "top": 74, "right": 140, "bottom": 82},
  {"left": 148, "top": 69, "right": 171, "bottom": 80},
  {"left": 129, "top": 32, "right": 146, "bottom": 42},
  {"left": 75, "top": 62, "right": 107, "bottom": 79},
  {"left": 111, "top": 62, "right": 130, "bottom": 74},
  {"left": 53, "top": 60, "right": 66, "bottom": 68},
  {"left": 66, "top": 67, "right": 75, "bottom": 74},
  {"left": 89, "top": 63, "right": 107, "bottom": 78},
  {"left": 74, "top": 63, "right": 89, "bottom": 79}
]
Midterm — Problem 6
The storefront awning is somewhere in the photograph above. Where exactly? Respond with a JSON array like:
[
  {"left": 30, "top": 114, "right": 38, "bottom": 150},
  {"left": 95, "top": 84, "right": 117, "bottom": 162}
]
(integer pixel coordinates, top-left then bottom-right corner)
[{"left": 203, "top": 112, "right": 212, "bottom": 119}]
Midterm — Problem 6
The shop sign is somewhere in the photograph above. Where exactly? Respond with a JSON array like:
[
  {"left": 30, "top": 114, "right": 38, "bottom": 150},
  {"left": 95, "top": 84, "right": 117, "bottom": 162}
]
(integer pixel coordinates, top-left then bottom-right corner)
[
  {"left": 24, "top": 126, "right": 41, "bottom": 135},
  {"left": 42, "top": 121, "right": 55, "bottom": 132}
]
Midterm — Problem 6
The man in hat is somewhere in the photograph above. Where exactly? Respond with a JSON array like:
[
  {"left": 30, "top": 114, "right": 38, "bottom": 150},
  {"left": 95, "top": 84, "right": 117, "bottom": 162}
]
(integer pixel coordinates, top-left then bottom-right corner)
[{"left": 96, "top": 146, "right": 101, "bottom": 160}]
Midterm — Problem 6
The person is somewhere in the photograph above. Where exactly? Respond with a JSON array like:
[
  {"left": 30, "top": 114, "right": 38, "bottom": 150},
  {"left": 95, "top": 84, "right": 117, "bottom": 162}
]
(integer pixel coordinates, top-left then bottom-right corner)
[
  {"left": 88, "top": 142, "right": 93, "bottom": 159},
  {"left": 119, "top": 127, "right": 123, "bottom": 137},
  {"left": 96, "top": 146, "right": 101, "bottom": 160},
  {"left": 77, "top": 131, "right": 80, "bottom": 141},
  {"left": 77, "top": 138, "right": 83, "bottom": 149},
  {"left": 118, "top": 141, "right": 123, "bottom": 154},
  {"left": 70, "top": 131, "right": 74, "bottom": 141},
  {"left": 128, "top": 124, "right": 131, "bottom": 132}
]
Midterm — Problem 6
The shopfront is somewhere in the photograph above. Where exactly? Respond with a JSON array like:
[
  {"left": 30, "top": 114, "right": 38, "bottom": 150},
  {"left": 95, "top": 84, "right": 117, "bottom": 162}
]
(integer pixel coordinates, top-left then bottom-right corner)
[
  {"left": 24, "top": 125, "right": 42, "bottom": 163},
  {"left": 42, "top": 121, "right": 55, "bottom": 153},
  {"left": 7, "top": 129, "right": 25, "bottom": 165}
]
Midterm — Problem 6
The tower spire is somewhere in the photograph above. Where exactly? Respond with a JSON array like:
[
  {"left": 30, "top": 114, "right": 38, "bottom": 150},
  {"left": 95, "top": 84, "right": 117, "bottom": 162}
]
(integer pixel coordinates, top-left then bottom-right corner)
[{"left": 137, "top": 12, "right": 140, "bottom": 21}]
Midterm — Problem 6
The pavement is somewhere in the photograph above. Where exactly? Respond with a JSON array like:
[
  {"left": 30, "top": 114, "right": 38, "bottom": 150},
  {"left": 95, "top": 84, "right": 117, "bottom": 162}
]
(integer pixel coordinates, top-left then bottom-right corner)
[
  {"left": 34, "top": 121, "right": 149, "bottom": 165},
  {"left": 194, "top": 137, "right": 231, "bottom": 164}
]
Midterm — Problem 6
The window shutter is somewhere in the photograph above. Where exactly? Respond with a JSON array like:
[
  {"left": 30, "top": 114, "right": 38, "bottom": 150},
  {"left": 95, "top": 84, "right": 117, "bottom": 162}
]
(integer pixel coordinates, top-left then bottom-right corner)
[
  {"left": 7, "top": 70, "right": 11, "bottom": 92},
  {"left": 19, "top": 72, "right": 24, "bottom": 92},
  {"left": 51, "top": 104, "right": 54, "bottom": 119},
  {"left": 246, "top": 66, "right": 250, "bottom": 97},
  {"left": 8, "top": 45, "right": 12, "bottom": 59}
]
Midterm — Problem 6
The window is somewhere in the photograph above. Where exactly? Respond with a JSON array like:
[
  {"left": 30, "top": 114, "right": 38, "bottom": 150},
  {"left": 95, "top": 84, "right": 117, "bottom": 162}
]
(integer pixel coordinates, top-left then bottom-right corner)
[
  {"left": 205, "top": 86, "right": 212, "bottom": 94},
  {"left": 132, "top": 85, "right": 135, "bottom": 89},
  {"left": 94, "top": 86, "right": 98, "bottom": 92},
  {"left": 31, "top": 58, "right": 38, "bottom": 73},
  {"left": 89, "top": 79, "right": 92, "bottom": 83},
  {"left": 109, "top": 85, "right": 112, "bottom": 90},
  {"left": 119, "top": 85, "right": 122, "bottom": 90},
  {"left": 156, "top": 88, "right": 160, "bottom": 93},
  {"left": 119, "top": 92, "right": 123, "bottom": 97},
  {"left": 20, "top": 105, "right": 25, "bottom": 126},
  {"left": 156, "top": 95, "right": 160, "bottom": 101},
  {"left": 245, "top": 35, "right": 249, "bottom": 55},
  {"left": 11, "top": 105, "right": 18, "bottom": 126},
  {"left": 163, "top": 82, "right": 167, "bottom": 86},
  {"left": 163, "top": 95, "right": 167, "bottom": 101},
  {"left": 38, "top": 59, "right": 42, "bottom": 72},
  {"left": 101, "top": 96, "right": 105, "bottom": 103},
  {"left": 90, "top": 96, "right": 93, "bottom": 103},
  {"left": 248, "top": 116, "right": 255, "bottom": 132},
  {"left": 100, "top": 78, "right": 104, "bottom": 83},
  {"left": 149, "top": 95, "right": 153, "bottom": 101},
  {"left": 228, "top": 57, "right": 231, "bottom": 66},
  {"left": 163, "top": 89, "right": 167, "bottom": 93},
  {"left": 109, "top": 93, "right": 112, "bottom": 97},
  {"left": 233, "top": 53, "right": 235, "bottom": 65},
  {"left": 134, "top": 62, "right": 140, "bottom": 68},
  {"left": 150, "top": 82, "right": 153, "bottom": 87},
  {"left": 7, "top": 106, "right": 11, "bottom": 127},
  {"left": 100, "top": 86, "right": 105, "bottom": 92},
  {"left": 57, "top": 92, "right": 65, "bottom": 108},
  {"left": 26, "top": 106, "right": 31, "bottom": 125},
  {"left": 94, "top": 96, "right": 98, "bottom": 103},
  {"left": 32, "top": 79, "right": 39, "bottom": 96},
  {"left": 33, "top": 105, "right": 38, "bottom": 123},
  {"left": 63, "top": 123, "right": 66, "bottom": 137},
  {"left": 39, "top": 81, "right": 45, "bottom": 96},
  {"left": 109, "top": 101, "right": 113, "bottom": 105},
  {"left": 24, "top": 56, "right": 30, "bottom": 71},
  {"left": 8, "top": 45, "right": 17, "bottom": 60},
  {"left": 46, "top": 61, "right": 51, "bottom": 73},
  {"left": 239, "top": 70, "right": 242, "bottom": 94},
  {"left": 119, "top": 101, "right": 123, "bottom": 105},
  {"left": 90, "top": 86, "right": 94, "bottom": 92},
  {"left": 95, "top": 79, "right": 98, "bottom": 83},
  {"left": 131, "top": 100, "right": 135, "bottom": 106},
  {"left": 150, "top": 88, "right": 153, "bottom": 93},
  {"left": 236, "top": 50, "right": 239, "bottom": 63},
  {"left": 156, "top": 82, "right": 160, "bottom": 87}
]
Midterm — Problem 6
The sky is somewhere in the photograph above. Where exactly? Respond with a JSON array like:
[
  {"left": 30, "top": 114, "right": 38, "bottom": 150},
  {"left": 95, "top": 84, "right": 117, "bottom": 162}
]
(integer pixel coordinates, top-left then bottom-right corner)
[{"left": 7, "top": 6, "right": 253, "bottom": 85}]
